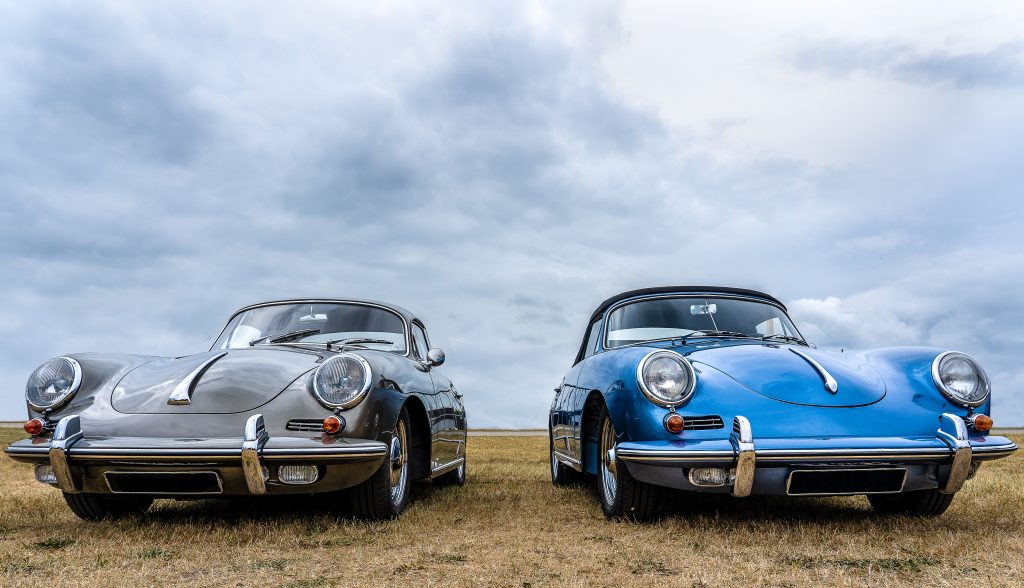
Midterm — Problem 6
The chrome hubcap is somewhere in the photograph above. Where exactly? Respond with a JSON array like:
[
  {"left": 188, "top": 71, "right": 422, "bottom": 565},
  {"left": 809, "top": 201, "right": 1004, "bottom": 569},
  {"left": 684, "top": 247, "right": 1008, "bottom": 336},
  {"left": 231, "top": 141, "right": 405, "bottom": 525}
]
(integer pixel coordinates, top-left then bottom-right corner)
[
  {"left": 600, "top": 417, "right": 617, "bottom": 505},
  {"left": 389, "top": 420, "right": 408, "bottom": 508}
]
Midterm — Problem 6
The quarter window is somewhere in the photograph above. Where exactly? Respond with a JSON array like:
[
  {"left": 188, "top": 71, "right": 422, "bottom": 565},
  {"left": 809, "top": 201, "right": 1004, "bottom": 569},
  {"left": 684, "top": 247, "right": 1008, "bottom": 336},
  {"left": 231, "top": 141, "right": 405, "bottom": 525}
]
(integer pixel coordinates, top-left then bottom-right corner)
[{"left": 412, "top": 324, "right": 430, "bottom": 360}]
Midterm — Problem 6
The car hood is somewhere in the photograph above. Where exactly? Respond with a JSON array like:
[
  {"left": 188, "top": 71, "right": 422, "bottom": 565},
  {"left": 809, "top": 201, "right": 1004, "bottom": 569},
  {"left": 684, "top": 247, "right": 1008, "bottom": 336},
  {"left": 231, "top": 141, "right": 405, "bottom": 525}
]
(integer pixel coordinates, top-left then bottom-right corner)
[
  {"left": 111, "top": 347, "right": 322, "bottom": 414},
  {"left": 686, "top": 343, "right": 886, "bottom": 407}
]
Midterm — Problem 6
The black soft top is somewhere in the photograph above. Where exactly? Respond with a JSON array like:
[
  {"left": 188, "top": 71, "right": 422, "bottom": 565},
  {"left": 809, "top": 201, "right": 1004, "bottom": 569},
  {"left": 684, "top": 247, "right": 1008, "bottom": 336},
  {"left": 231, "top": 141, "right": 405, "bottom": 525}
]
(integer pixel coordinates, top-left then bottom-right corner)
[{"left": 589, "top": 286, "right": 786, "bottom": 323}]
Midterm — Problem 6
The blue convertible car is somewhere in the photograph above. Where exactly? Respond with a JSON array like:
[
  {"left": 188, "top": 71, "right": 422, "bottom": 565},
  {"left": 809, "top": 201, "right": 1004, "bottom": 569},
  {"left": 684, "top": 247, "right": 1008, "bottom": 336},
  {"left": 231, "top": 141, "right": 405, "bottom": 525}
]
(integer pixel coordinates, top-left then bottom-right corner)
[{"left": 549, "top": 286, "right": 1017, "bottom": 520}]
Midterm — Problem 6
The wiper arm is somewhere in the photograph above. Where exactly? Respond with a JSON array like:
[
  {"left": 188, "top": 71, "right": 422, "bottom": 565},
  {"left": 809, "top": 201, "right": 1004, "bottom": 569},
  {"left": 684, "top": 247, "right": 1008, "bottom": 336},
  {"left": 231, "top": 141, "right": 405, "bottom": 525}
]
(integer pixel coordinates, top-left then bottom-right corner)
[
  {"left": 678, "top": 330, "right": 756, "bottom": 343},
  {"left": 760, "top": 334, "right": 809, "bottom": 346},
  {"left": 250, "top": 328, "right": 321, "bottom": 346},
  {"left": 325, "top": 338, "right": 394, "bottom": 351}
]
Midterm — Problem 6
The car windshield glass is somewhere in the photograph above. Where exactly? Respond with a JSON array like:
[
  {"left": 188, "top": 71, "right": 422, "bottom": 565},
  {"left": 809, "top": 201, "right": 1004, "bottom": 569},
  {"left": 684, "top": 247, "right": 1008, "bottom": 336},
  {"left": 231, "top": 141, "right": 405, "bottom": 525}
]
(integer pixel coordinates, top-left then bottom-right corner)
[
  {"left": 214, "top": 303, "right": 406, "bottom": 352},
  {"left": 605, "top": 296, "right": 802, "bottom": 348}
]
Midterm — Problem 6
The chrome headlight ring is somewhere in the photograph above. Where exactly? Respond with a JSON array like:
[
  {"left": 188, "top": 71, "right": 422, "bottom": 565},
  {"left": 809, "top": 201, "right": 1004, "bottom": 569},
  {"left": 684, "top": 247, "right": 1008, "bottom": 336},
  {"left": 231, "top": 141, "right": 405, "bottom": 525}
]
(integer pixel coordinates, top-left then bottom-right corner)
[
  {"left": 931, "top": 351, "right": 991, "bottom": 408},
  {"left": 26, "top": 356, "right": 83, "bottom": 412},
  {"left": 311, "top": 353, "right": 372, "bottom": 410},
  {"left": 636, "top": 350, "right": 697, "bottom": 408}
]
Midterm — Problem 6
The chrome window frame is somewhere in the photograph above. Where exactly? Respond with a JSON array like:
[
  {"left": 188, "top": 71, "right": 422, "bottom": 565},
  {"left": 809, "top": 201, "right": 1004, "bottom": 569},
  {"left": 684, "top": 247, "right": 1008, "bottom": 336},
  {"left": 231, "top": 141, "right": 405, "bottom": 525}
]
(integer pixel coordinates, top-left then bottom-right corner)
[
  {"left": 211, "top": 299, "right": 412, "bottom": 358},
  {"left": 601, "top": 293, "right": 803, "bottom": 352}
]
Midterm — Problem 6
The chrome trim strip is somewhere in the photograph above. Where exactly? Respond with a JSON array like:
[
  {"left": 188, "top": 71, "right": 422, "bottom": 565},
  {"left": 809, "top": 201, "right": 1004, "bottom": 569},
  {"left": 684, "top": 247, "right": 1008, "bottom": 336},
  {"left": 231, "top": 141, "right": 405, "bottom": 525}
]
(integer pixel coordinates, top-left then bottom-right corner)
[
  {"left": 241, "top": 414, "right": 269, "bottom": 495},
  {"left": 789, "top": 348, "right": 838, "bottom": 394},
  {"left": 937, "top": 413, "right": 971, "bottom": 494},
  {"left": 262, "top": 446, "right": 389, "bottom": 460},
  {"left": 103, "top": 470, "right": 225, "bottom": 495},
  {"left": 49, "top": 415, "right": 84, "bottom": 493},
  {"left": 167, "top": 352, "right": 228, "bottom": 405},
  {"left": 430, "top": 457, "right": 465, "bottom": 477},
  {"left": 730, "top": 416, "right": 755, "bottom": 497},
  {"left": 973, "top": 442, "right": 1019, "bottom": 454},
  {"left": 552, "top": 450, "right": 581, "bottom": 469},
  {"left": 616, "top": 452, "right": 737, "bottom": 462},
  {"left": 784, "top": 467, "right": 907, "bottom": 496}
]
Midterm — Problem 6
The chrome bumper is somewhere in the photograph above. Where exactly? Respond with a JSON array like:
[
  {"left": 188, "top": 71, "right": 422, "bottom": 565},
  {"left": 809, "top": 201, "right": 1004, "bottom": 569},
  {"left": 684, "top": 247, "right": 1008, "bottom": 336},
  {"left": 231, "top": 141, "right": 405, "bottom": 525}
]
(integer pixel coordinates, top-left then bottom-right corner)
[
  {"left": 4, "top": 414, "right": 389, "bottom": 495},
  {"left": 615, "top": 413, "right": 1018, "bottom": 497}
]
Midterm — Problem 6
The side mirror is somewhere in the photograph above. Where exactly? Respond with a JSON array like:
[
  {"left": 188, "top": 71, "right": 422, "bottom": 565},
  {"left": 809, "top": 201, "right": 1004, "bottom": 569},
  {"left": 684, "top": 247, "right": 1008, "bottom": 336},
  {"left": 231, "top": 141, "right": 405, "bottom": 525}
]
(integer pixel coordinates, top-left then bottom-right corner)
[{"left": 426, "top": 348, "right": 445, "bottom": 367}]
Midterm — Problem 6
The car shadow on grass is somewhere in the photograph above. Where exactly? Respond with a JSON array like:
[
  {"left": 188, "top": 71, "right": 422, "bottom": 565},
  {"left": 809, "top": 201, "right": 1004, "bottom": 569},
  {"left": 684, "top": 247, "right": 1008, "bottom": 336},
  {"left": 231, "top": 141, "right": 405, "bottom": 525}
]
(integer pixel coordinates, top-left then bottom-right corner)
[{"left": 136, "top": 480, "right": 441, "bottom": 524}]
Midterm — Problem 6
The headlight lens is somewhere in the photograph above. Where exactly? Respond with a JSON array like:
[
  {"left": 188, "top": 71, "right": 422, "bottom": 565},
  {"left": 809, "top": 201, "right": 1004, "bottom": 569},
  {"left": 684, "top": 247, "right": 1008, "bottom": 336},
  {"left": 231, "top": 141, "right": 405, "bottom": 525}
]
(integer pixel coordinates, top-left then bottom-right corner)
[
  {"left": 932, "top": 351, "right": 990, "bottom": 407},
  {"left": 312, "top": 353, "right": 372, "bottom": 409},
  {"left": 637, "top": 351, "right": 696, "bottom": 407},
  {"left": 26, "top": 357, "right": 82, "bottom": 411}
]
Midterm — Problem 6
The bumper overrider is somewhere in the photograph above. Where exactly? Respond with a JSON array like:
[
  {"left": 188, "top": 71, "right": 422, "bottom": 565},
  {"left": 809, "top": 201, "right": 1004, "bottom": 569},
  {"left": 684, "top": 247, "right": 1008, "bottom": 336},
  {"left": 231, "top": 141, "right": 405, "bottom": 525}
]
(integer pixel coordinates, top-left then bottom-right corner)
[
  {"left": 4, "top": 414, "right": 390, "bottom": 496},
  {"left": 613, "top": 414, "right": 1018, "bottom": 497}
]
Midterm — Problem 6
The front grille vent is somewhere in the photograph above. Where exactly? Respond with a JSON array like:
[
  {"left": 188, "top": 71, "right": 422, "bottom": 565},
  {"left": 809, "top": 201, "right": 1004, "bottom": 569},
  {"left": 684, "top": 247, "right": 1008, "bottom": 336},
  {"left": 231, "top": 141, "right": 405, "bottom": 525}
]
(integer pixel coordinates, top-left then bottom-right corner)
[
  {"left": 286, "top": 419, "right": 325, "bottom": 432},
  {"left": 683, "top": 415, "right": 725, "bottom": 430}
]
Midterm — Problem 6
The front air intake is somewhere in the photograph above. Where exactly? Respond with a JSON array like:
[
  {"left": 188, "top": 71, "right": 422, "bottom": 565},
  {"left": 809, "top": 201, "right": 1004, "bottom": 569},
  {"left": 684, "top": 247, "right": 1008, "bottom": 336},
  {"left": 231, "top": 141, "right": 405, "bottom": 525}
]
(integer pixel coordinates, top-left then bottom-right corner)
[{"left": 286, "top": 419, "right": 325, "bottom": 432}]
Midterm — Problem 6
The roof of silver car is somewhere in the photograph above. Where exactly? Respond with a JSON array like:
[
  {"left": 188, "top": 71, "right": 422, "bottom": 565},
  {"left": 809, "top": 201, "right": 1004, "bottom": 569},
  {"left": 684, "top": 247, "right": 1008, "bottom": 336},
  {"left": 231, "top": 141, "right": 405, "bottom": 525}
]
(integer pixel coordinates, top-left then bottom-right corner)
[{"left": 589, "top": 286, "right": 786, "bottom": 324}]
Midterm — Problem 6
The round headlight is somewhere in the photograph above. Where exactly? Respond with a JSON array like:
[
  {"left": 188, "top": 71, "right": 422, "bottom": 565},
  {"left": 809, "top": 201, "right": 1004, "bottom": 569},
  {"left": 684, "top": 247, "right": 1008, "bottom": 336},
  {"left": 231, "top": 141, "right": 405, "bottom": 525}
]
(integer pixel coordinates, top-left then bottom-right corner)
[
  {"left": 26, "top": 357, "right": 82, "bottom": 411},
  {"left": 637, "top": 350, "right": 696, "bottom": 407},
  {"left": 312, "top": 353, "right": 372, "bottom": 409},
  {"left": 932, "top": 351, "right": 990, "bottom": 407}
]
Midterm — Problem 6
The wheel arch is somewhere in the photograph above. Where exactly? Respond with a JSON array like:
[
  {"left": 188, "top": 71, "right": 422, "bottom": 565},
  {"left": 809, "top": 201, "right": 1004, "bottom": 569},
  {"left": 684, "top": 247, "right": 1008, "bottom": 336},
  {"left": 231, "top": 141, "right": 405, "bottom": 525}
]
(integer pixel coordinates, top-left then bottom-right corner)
[
  {"left": 402, "top": 395, "right": 431, "bottom": 481},
  {"left": 579, "top": 390, "right": 606, "bottom": 475}
]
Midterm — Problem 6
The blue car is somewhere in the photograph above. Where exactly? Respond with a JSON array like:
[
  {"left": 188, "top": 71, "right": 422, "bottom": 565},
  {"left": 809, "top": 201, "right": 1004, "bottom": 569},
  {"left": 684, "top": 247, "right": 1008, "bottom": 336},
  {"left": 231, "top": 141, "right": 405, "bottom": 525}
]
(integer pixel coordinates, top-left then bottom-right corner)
[{"left": 549, "top": 286, "right": 1017, "bottom": 520}]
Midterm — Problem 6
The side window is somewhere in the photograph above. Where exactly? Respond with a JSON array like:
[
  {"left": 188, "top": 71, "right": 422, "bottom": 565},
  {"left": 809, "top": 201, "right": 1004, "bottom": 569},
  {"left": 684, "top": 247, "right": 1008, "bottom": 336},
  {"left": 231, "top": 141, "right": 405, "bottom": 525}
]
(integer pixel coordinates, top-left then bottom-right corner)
[
  {"left": 579, "top": 319, "right": 603, "bottom": 362},
  {"left": 412, "top": 324, "right": 430, "bottom": 360}
]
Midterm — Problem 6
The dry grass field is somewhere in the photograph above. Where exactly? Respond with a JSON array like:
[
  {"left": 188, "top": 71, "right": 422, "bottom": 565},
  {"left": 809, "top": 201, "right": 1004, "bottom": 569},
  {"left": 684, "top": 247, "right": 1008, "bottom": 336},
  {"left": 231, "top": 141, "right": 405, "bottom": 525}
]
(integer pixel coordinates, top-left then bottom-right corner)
[{"left": 1, "top": 428, "right": 1022, "bottom": 587}]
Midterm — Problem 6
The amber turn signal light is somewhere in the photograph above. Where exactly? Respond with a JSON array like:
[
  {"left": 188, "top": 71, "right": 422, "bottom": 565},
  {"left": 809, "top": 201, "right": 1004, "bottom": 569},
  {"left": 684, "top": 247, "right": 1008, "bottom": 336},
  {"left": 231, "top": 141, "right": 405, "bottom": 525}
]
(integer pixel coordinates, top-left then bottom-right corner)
[
  {"left": 969, "top": 414, "right": 993, "bottom": 432},
  {"left": 24, "top": 419, "right": 44, "bottom": 436},
  {"left": 664, "top": 413, "right": 685, "bottom": 434},
  {"left": 323, "top": 415, "right": 344, "bottom": 435}
]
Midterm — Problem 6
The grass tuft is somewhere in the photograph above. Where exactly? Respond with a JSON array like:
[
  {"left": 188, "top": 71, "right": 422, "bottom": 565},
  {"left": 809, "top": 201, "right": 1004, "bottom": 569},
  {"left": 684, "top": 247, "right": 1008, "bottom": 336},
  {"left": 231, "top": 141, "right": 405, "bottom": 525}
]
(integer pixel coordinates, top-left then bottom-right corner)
[{"left": 29, "top": 537, "right": 75, "bottom": 550}]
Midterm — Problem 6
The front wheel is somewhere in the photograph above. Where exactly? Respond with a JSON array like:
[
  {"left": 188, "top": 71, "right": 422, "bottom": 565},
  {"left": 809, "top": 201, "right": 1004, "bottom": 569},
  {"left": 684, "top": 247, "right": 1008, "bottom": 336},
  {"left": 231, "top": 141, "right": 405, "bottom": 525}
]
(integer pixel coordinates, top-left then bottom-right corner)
[
  {"left": 63, "top": 493, "right": 153, "bottom": 521},
  {"left": 868, "top": 490, "right": 956, "bottom": 517},
  {"left": 596, "top": 405, "right": 661, "bottom": 521},
  {"left": 348, "top": 407, "right": 411, "bottom": 520}
]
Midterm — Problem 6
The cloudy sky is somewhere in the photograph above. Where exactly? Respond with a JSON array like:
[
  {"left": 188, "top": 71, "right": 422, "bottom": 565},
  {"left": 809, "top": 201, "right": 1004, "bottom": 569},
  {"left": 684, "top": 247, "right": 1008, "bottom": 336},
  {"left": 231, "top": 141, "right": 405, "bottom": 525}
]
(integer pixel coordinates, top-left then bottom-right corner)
[{"left": 1, "top": 1, "right": 1021, "bottom": 425}]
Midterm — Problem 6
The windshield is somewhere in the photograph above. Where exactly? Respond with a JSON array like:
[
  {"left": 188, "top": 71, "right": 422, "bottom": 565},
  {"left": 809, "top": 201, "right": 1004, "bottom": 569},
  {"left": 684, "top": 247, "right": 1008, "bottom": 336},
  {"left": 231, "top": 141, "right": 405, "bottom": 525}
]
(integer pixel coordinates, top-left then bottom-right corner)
[
  {"left": 214, "top": 302, "right": 407, "bottom": 352},
  {"left": 605, "top": 296, "right": 802, "bottom": 348}
]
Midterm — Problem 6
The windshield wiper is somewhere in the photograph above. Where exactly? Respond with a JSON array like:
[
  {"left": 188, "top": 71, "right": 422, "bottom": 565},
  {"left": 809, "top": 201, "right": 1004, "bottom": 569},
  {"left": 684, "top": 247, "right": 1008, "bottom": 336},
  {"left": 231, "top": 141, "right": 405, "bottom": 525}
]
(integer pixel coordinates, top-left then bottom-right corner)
[
  {"left": 678, "top": 330, "right": 755, "bottom": 343},
  {"left": 325, "top": 338, "right": 395, "bottom": 351},
  {"left": 760, "top": 334, "right": 808, "bottom": 346},
  {"left": 250, "top": 328, "right": 321, "bottom": 346}
]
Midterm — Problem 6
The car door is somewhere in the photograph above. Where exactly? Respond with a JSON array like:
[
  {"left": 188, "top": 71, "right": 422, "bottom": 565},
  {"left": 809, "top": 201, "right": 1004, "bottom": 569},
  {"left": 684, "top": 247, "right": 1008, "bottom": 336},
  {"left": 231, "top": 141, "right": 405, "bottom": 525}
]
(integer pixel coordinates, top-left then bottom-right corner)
[
  {"left": 552, "top": 318, "right": 602, "bottom": 463},
  {"left": 411, "top": 322, "right": 464, "bottom": 470}
]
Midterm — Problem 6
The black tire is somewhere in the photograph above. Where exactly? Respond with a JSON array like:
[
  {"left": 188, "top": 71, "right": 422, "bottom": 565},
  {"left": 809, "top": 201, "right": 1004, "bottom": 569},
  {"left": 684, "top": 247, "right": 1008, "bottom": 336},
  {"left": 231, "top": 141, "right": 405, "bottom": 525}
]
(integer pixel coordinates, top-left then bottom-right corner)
[
  {"left": 550, "top": 427, "right": 581, "bottom": 486},
  {"left": 868, "top": 490, "right": 956, "bottom": 517},
  {"left": 348, "top": 407, "right": 412, "bottom": 520},
  {"left": 63, "top": 493, "right": 153, "bottom": 521},
  {"left": 435, "top": 459, "right": 466, "bottom": 486},
  {"left": 596, "top": 405, "right": 661, "bottom": 521}
]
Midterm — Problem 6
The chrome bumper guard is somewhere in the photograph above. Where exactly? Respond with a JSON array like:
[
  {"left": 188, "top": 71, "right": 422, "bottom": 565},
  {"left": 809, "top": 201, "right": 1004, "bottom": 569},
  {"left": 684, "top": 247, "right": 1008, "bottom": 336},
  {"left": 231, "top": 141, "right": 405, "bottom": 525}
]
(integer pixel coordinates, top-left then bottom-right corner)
[
  {"left": 616, "top": 413, "right": 1018, "bottom": 497},
  {"left": 13, "top": 414, "right": 389, "bottom": 495}
]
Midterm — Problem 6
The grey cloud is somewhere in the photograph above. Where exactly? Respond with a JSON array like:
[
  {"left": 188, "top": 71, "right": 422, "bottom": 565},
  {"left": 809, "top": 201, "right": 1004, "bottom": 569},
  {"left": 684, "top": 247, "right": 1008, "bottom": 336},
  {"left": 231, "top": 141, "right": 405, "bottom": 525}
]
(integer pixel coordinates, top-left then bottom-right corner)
[
  {"left": 0, "top": 2, "right": 1022, "bottom": 427},
  {"left": 792, "top": 39, "right": 1024, "bottom": 88}
]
